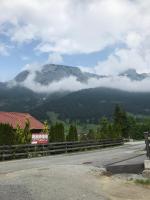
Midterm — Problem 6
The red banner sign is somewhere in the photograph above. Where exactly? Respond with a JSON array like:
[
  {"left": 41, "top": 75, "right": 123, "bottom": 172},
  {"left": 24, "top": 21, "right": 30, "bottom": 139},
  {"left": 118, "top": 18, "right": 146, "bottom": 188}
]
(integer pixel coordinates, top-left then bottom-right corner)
[{"left": 31, "top": 133, "right": 48, "bottom": 144}]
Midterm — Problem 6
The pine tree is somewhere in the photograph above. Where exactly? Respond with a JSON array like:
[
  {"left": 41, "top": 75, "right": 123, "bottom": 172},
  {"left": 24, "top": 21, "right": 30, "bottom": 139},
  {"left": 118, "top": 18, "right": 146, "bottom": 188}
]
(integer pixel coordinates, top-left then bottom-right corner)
[
  {"left": 23, "top": 119, "right": 32, "bottom": 144},
  {"left": 73, "top": 125, "right": 78, "bottom": 141},
  {"left": 67, "top": 124, "right": 78, "bottom": 141},
  {"left": 57, "top": 123, "right": 65, "bottom": 142},
  {"left": 111, "top": 123, "right": 121, "bottom": 138},
  {"left": 0, "top": 123, "right": 16, "bottom": 145},
  {"left": 99, "top": 117, "right": 109, "bottom": 139},
  {"left": 49, "top": 122, "right": 65, "bottom": 142},
  {"left": 49, "top": 124, "right": 55, "bottom": 142},
  {"left": 107, "top": 123, "right": 114, "bottom": 138},
  {"left": 55, "top": 122, "right": 59, "bottom": 142},
  {"left": 87, "top": 129, "right": 96, "bottom": 140},
  {"left": 15, "top": 123, "right": 25, "bottom": 144},
  {"left": 113, "top": 105, "right": 129, "bottom": 138},
  {"left": 67, "top": 125, "right": 73, "bottom": 141}
]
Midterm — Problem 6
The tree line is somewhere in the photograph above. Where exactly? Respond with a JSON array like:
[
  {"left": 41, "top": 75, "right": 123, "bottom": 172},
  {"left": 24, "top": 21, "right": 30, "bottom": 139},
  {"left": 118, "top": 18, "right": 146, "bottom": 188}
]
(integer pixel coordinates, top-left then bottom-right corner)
[
  {"left": 0, "top": 105, "right": 148, "bottom": 145},
  {"left": 0, "top": 119, "right": 31, "bottom": 145}
]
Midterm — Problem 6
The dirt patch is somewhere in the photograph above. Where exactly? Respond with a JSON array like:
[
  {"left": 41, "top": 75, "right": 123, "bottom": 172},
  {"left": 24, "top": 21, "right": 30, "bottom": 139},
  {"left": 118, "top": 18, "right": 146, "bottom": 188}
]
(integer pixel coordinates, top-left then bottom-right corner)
[{"left": 100, "top": 176, "right": 150, "bottom": 200}]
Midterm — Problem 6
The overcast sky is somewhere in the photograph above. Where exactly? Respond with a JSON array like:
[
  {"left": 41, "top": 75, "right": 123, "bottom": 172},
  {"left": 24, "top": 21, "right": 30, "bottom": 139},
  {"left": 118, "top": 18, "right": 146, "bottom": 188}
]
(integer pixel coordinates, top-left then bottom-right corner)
[{"left": 0, "top": 0, "right": 150, "bottom": 81}]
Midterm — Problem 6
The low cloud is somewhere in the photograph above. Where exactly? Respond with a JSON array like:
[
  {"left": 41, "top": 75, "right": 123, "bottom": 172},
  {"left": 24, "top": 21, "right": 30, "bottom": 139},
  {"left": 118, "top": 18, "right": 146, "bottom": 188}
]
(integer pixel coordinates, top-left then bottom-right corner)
[
  {"left": 1, "top": 0, "right": 150, "bottom": 74},
  {"left": 21, "top": 63, "right": 42, "bottom": 72},
  {"left": 0, "top": 43, "right": 9, "bottom": 56},
  {"left": 13, "top": 63, "right": 150, "bottom": 93},
  {"left": 48, "top": 53, "right": 63, "bottom": 64},
  {"left": 80, "top": 45, "right": 150, "bottom": 76},
  {"left": 16, "top": 73, "right": 150, "bottom": 93}
]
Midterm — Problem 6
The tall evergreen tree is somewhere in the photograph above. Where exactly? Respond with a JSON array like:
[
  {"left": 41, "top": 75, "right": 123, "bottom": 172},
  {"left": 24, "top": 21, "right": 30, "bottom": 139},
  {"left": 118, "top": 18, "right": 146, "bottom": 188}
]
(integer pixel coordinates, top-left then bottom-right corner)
[
  {"left": 111, "top": 123, "right": 121, "bottom": 138},
  {"left": 49, "top": 124, "right": 55, "bottom": 142},
  {"left": 56, "top": 123, "right": 65, "bottom": 142},
  {"left": 0, "top": 123, "right": 16, "bottom": 145},
  {"left": 49, "top": 122, "right": 65, "bottom": 142},
  {"left": 67, "top": 124, "right": 78, "bottom": 141},
  {"left": 55, "top": 122, "right": 60, "bottom": 142},
  {"left": 73, "top": 125, "right": 78, "bottom": 141},
  {"left": 99, "top": 117, "right": 109, "bottom": 139},
  {"left": 113, "top": 105, "right": 129, "bottom": 138},
  {"left": 15, "top": 123, "right": 25, "bottom": 144},
  {"left": 87, "top": 129, "right": 96, "bottom": 140},
  {"left": 23, "top": 119, "right": 32, "bottom": 144}
]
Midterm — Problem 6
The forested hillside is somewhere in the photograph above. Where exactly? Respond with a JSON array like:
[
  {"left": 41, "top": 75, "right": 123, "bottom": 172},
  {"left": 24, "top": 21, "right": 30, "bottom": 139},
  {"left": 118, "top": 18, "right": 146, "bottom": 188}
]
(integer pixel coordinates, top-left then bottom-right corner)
[{"left": 31, "top": 87, "right": 150, "bottom": 122}]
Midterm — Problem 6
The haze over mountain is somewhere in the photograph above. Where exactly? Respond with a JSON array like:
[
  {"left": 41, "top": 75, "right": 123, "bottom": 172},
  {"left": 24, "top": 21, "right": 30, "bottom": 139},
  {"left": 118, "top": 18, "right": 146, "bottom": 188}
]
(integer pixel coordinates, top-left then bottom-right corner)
[
  {"left": 5, "top": 64, "right": 150, "bottom": 94},
  {"left": 1, "top": 64, "right": 150, "bottom": 121}
]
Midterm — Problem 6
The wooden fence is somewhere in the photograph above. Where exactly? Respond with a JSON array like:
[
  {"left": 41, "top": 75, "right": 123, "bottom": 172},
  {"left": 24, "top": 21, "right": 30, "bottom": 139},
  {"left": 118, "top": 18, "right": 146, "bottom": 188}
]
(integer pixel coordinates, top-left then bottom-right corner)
[{"left": 0, "top": 138, "right": 123, "bottom": 161}]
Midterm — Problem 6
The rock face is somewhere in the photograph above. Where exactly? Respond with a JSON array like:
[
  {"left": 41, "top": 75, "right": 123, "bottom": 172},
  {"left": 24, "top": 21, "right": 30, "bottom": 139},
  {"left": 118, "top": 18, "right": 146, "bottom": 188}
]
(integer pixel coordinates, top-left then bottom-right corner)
[
  {"left": 15, "top": 70, "right": 30, "bottom": 82},
  {"left": 13, "top": 65, "right": 150, "bottom": 88},
  {"left": 14, "top": 64, "right": 102, "bottom": 85},
  {"left": 119, "top": 68, "right": 150, "bottom": 81},
  {"left": 142, "top": 170, "right": 150, "bottom": 178}
]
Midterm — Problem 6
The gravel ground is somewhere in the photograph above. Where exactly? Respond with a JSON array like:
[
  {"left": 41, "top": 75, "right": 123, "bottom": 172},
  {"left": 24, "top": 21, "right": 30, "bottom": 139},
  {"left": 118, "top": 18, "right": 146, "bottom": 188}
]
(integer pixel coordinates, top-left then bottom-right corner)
[
  {"left": 0, "top": 141, "right": 149, "bottom": 200},
  {"left": 0, "top": 165, "right": 108, "bottom": 200}
]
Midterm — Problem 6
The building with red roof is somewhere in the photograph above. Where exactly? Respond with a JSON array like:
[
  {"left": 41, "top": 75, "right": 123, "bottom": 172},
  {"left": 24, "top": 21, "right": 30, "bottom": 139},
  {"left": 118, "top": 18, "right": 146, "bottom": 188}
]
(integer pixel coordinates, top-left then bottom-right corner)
[{"left": 0, "top": 112, "right": 44, "bottom": 133}]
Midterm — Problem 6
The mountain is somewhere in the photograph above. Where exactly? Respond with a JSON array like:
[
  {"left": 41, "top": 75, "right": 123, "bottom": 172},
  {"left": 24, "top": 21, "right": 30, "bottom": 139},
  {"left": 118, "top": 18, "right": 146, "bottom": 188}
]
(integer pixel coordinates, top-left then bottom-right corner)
[
  {"left": 0, "top": 84, "right": 40, "bottom": 112},
  {"left": 1, "top": 64, "right": 150, "bottom": 122},
  {"left": 15, "top": 64, "right": 102, "bottom": 85},
  {"left": 119, "top": 68, "right": 150, "bottom": 81},
  {"left": 31, "top": 87, "right": 150, "bottom": 122}
]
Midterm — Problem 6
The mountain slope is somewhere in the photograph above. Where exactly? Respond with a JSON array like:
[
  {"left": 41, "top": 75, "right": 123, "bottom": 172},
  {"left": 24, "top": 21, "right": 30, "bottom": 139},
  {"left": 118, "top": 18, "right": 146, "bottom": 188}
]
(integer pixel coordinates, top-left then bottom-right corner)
[
  {"left": 1, "top": 65, "right": 150, "bottom": 122},
  {"left": 31, "top": 87, "right": 150, "bottom": 122},
  {"left": 0, "top": 84, "right": 40, "bottom": 112}
]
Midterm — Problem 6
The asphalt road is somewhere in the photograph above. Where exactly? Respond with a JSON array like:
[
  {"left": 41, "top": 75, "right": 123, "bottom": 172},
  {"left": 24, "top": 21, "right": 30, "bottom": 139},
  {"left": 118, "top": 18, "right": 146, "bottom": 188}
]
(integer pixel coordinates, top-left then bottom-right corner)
[{"left": 0, "top": 141, "right": 146, "bottom": 200}]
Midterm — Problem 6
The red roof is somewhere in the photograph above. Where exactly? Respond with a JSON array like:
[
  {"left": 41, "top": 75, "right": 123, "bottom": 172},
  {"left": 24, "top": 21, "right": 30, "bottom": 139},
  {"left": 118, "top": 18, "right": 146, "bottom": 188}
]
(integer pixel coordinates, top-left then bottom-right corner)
[{"left": 0, "top": 112, "right": 44, "bottom": 130}]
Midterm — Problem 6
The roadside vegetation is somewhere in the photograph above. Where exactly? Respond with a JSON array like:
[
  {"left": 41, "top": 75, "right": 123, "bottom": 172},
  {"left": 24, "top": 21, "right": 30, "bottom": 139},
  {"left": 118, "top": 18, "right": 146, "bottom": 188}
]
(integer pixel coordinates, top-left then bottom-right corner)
[
  {"left": 135, "top": 179, "right": 150, "bottom": 185},
  {"left": 0, "top": 105, "right": 148, "bottom": 145},
  {"left": 0, "top": 119, "right": 32, "bottom": 145}
]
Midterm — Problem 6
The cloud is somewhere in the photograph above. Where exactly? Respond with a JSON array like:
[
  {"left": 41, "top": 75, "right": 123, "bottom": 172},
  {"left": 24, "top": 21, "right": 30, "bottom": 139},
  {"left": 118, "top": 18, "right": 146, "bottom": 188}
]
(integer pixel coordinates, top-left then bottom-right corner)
[
  {"left": 48, "top": 53, "right": 63, "bottom": 64},
  {"left": 0, "top": 0, "right": 150, "bottom": 75},
  {"left": 0, "top": 1, "right": 148, "bottom": 50},
  {"left": 17, "top": 73, "right": 150, "bottom": 94},
  {"left": 0, "top": 43, "right": 9, "bottom": 56},
  {"left": 80, "top": 45, "right": 150, "bottom": 76},
  {"left": 21, "top": 63, "right": 42, "bottom": 71},
  {"left": 14, "top": 63, "right": 150, "bottom": 93},
  {"left": 11, "top": 24, "right": 37, "bottom": 44}
]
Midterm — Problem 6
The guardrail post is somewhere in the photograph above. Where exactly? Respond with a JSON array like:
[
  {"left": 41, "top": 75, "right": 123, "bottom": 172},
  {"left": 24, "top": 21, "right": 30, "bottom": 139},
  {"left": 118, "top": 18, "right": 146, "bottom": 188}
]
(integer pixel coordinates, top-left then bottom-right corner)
[
  {"left": 144, "top": 132, "right": 150, "bottom": 159},
  {"left": 65, "top": 143, "right": 68, "bottom": 153},
  {"left": 2, "top": 146, "right": 4, "bottom": 161}
]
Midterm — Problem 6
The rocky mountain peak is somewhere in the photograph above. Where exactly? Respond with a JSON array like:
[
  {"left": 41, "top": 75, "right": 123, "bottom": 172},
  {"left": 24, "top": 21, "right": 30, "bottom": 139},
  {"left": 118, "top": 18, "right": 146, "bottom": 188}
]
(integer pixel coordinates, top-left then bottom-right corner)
[
  {"left": 14, "top": 64, "right": 101, "bottom": 85},
  {"left": 119, "top": 68, "right": 150, "bottom": 81}
]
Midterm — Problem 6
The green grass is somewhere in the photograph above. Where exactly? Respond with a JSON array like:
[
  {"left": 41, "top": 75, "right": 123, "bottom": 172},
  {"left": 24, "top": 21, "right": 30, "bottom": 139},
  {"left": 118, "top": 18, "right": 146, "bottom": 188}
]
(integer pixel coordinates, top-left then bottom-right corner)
[{"left": 135, "top": 179, "right": 150, "bottom": 185}]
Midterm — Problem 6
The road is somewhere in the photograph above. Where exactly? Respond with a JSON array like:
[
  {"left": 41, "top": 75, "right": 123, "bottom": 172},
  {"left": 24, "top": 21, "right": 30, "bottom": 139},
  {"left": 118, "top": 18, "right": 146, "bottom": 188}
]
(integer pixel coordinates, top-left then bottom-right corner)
[{"left": 0, "top": 141, "right": 147, "bottom": 200}]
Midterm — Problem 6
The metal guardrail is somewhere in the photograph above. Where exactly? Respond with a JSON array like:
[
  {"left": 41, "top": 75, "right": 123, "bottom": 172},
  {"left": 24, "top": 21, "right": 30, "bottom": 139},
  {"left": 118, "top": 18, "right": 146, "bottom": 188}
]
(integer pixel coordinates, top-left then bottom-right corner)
[
  {"left": 144, "top": 132, "right": 150, "bottom": 159},
  {"left": 0, "top": 138, "right": 123, "bottom": 161}
]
